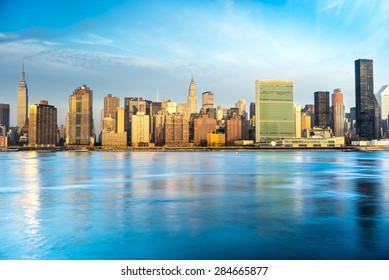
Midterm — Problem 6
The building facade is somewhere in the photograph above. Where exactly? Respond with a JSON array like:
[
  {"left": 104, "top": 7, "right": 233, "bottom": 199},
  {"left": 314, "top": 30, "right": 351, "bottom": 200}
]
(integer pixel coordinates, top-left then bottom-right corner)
[
  {"left": 165, "top": 113, "right": 189, "bottom": 146},
  {"left": 193, "top": 115, "right": 217, "bottom": 145},
  {"left": 255, "top": 80, "right": 294, "bottom": 143},
  {"left": 187, "top": 76, "right": 198, "bottom": 114},
  {"left": 332, "top": 89, "right": 345, "bottom": 137},
  {"left": 131, "top": 112, "right": 150, "bottom": 146},
  {"left": 294, "top": 104, "right": 301, "bottom": 138},
  {"left": 314, "top": 91, "right": 330, "bottom": 129},
  {"left": 375, "top": 85, "right": 389, "bottom": 137},
  {"left": 67, "top": 85, "right": 94, "bottom": 145},
  {"left": 0, "top": 103, "right": 10, "bottom": 131},
  {"left": 17, "top": 65, "right": 28, "bottom": 128},
  {"left": 201, "top": 91, "right": 214, "bottom": 112},
  {"left": 235, "top": 99, "right": 247, "bottom": 119},
  {"left": 29, "top": 100, "right": 57, "bottom": 146},
  {"left": 225, "top": 115, "right": 249, "bottom": 145},
  {"left": 355, "top": 59, "right": 380, "bottom": 140}
]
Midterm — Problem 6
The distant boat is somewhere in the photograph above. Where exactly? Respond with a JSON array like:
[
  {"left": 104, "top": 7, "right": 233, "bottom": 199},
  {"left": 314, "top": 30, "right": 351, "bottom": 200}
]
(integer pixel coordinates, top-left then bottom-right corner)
[{"left": 6, "top": 148, "right": 19, "bottom": 152}]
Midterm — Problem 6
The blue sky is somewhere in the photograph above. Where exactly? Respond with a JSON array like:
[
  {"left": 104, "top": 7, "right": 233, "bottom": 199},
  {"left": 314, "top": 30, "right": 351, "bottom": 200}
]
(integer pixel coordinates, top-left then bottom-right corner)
[{"left": 1, "top": 0, "right": 389, "bottom": 127}]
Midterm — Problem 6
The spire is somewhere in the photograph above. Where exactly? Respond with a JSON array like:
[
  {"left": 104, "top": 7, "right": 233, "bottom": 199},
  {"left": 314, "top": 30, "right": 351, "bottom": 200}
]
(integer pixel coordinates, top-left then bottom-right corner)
[{"left": 21, "top": 62, "right": 25, "bottom": 82}]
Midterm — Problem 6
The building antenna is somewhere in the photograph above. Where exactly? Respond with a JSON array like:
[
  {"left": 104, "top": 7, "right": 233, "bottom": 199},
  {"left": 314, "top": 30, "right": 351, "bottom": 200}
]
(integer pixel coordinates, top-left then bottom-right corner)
[{"left": 156, "top": 88, "right": 159, "bottom": 102}]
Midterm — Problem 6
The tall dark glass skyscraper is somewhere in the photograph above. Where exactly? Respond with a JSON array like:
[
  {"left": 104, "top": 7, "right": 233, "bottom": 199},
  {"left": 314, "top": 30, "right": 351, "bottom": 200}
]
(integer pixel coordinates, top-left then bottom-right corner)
[
  {"left": 355, "top": 59, "right": 380, "bottom": 140},
  {"left": 314, "top": 91, "right": 330, "bottom": 129}
]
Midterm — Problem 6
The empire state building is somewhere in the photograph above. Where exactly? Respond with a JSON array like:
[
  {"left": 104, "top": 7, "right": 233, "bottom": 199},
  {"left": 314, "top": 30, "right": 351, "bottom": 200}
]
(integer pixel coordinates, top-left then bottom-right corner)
[{"left": 17, "top": 65, "right": 28, "bottom": 128}]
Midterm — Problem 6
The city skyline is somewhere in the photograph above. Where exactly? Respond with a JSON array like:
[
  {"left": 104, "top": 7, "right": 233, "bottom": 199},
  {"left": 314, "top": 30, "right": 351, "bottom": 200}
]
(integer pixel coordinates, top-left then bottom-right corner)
[{"left": 1, "top": 0, "right": 389, "bottom": 127}]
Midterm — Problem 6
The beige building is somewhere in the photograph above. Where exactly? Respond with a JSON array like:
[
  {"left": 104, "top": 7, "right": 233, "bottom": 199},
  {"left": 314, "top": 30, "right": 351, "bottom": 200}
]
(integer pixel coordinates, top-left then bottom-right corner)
[
  {"left": 29, "top": 100, "right": 57, "bottom": 146},
  {"left": 67, "top": 85, "right": 94, "bottom": 145},
  {"left": 294, "top": 103, "right": 302, "bottom": 138},
  {"left": 235, "top": 99, "right": 247, "bottom": 118},
  {"left": 202, "top": 91, "right": 214, "bottom": 112},
  {"left": 102, "top": 107, "right": 127, "bottom": 146},
  {"left": 165, "top": 113, "right": 189, "bottom": 146},
  {"left": 131, "top": 112, "right": 150, "bottom": 146},
  {"left": 17, "top": 65, "right": 28, "bottom": 128},
  {"left": 187, "top": 75, "right": 198, "bottom": 114},
  {"left": 194, "top": 115, "right": 217, "bottom": 145}
]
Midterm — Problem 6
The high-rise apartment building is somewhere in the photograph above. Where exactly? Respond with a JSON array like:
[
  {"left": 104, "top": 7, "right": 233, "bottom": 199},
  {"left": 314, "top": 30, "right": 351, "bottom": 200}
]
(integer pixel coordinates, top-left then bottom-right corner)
[
  {"left": 131, "top": 112, "right": 150, "bottom": 146},
  {"left": 17, "top": 65, "right": 28, "bottom": 128},
  {"left": 355, "top": 59, "right": 380, "bottom": 140},
  {"left": 29, "top": 100, "right": 57, "bottom": 146},
  {"left": 104, "top": 94, "right": 120, "bottom": 124},
  {"left": 67, "top": 85, "right": 94, "bottom": 145},
  {"left": 332, "top": 89, "right": 345, "bottom": 137},
  {"left": 193, "top": 114, "right": 217, "bottom": 145},
  {"left": 0, "top": 104, "right": 10, "bottom": 131},
  {"left": 255, "top": 80, "right": 294, "bottom": 143},
  {"left": 187, "top": 75, "right": 198, "bottom": 114},
  {"left": 375, "top": 85, "right": 389, "bottom": 136},
  {"left": 235, "top": 99, "right": 247, "bottom": 119},
  {"left": 225, "top": 115, "right": 249, "bottom": 145},
  {"left": 249, "top": 102, "right": 255, "bottom": 119},
  {"left": 294, "top": 104, "right": 301, "bottom": 138},
  {"left": 201, "top": 91, "right": 214, "bottom": 112},
  {"left": 314, "top": 91, "right": 330, "bottom": 129},
  {"left": 165, "top": 113, "right": 189, "bottom": 146}
]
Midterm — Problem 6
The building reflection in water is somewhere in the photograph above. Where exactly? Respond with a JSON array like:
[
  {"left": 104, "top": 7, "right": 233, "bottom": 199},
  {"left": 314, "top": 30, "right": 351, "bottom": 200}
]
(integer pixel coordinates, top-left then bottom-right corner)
[
  {"left": 16, "top": 152, "right": 45, "bottom": 259},
  {"left": 354, "top": 157, "right": 381, "bottom": 252}
]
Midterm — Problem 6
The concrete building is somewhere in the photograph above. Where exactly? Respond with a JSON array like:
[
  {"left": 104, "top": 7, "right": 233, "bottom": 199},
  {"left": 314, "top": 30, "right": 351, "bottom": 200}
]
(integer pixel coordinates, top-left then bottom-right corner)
[
  {"left": 67, "top": 85, "right": 94, "bottom": 145},
  {"left": 154, "top": 111, "right": 168, "bottom": 146},
  {"left": 103, "top": 93, "right": 120, "bottom": 123},
  {"left": 165, "top": 113, "right": 189, "bottom": 146},
  {"left": 375, "top": 85, "right": 389, "bottom": 137},
  {"left": 314, "top": 91, "right": 330, "bottom": 129},
  {"left": 131, "top": 112, "right": 150, "bottom": 146},
  {"left": 101, "top": 106, "right": 127, "bottom": 146},
  {"left": 225, "top": 115, "right": 249, "bottom": 145},
  {"left": 301, "top": 112, "right": 311, "bottom": 137},
  {"left": 29, "top": 100, "right": 57, "bottom": 146},
  {"left": 193, "top": 114, "right": 217, "bottom": 145},
  {"left": 207, "top": 133, "right": 225, "bottom": 147},
  {"left": 294, "top": 104, "right": 302, "bottom": 138},
  {"left": 0, "top": 103, "right": 10, "bottom": 131},
  {"left": 332, "top": 89, "right": 345, "bottom": 137},
  {"left": 17, "top": 65, "right": 28, "bottom": 128},
  {"left": 187, "top": 75, "right": 198, "bottom": 114},
  {"left": 355, "top": 59, "right": 380, "bottom": 140},
  {"left": 255, "top": 80, "right": 294, "bottom": 143},
  {"left": 202, "top": 91, "right": 214, "bottom": 112},
  {"left": 235, "top": 99, "right": 247, "bottom": 119}
]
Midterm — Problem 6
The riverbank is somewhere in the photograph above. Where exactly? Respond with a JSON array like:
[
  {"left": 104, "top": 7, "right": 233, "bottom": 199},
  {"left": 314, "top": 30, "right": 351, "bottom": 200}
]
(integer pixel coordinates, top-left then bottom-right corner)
[{"left": 1, "top": 145, "right": 386, "bottom": 152}]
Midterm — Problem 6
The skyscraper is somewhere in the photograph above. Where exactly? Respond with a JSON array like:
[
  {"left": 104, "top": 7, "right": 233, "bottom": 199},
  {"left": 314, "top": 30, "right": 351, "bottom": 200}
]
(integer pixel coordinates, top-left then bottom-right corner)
[
  {"left": 235, "top": 99, "right": 247, "bottom": 119},
  {"left": 332, "top": 89, "right": 345, "bottom": 137},
  {"left": 131, "top": 112, "right": 150, "bottom": 146},
  {"left": 355, "top": 59, "right": 380, "bottom": 140},
  {"left": 314, "top": 91, "right": 330, "bottom": 129},
  {"left": 187, "top": 75, "right": 198, "bottom": 114},
  {"left": 255, "top": 80, "right": 294, "bottom": 143},
  {"left": 17, "top": 65, "right": 28, "bottom": 128},
  {"left": 201, "top": 91, "right": 214, "bottom": 112},
  {"left": 375, "top": 85, "right": 389, "bottom": 136},
  {"left": 67, "top": 85, "right": 94, "bottom": 145},
  {"left": 0, "top": 104, "right": 10, "bottom": 131},
  {"left": 294, "top": 104, "right": 301, "bottom": 138},
  {"left": 29, "top": 100, "right": 57, "bottom": 146},
  {"left": 104, "top": 94, "right": 120, "bottom": 123}
]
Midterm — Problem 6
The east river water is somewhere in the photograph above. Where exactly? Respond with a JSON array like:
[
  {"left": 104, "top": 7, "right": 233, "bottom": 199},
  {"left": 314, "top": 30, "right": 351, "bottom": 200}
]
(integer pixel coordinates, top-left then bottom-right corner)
[{"left": 1, "top": 151, "right": 389, "bottom": 260}]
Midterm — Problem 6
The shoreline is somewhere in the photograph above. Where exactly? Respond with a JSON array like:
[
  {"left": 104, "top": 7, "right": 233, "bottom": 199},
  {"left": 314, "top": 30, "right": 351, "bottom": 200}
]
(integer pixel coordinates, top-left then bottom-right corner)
[{"left": 1, "top": 145, "right": 387, "bottom": 152}]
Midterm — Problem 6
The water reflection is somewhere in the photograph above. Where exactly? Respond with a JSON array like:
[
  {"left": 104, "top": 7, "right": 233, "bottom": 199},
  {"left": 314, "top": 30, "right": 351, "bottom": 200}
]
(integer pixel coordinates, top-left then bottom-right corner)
[{"left": 354, "top": 157, "right": 381, "bottom": 252}]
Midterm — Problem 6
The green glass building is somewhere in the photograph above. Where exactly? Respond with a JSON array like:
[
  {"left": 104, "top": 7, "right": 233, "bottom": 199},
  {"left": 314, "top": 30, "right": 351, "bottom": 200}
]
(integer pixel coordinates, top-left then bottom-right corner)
[{"left": 255, "top": 80, "right": 294, "bottom": 143}]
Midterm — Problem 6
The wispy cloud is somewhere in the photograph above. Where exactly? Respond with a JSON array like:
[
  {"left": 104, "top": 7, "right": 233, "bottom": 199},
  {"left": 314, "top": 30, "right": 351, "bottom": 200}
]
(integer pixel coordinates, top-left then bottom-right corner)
[
  {"left": 318, "top": 1, "right": 344, "bottom": 13},
  {"left": 73, "top": 33, "right": 114, "bottom": 46}
]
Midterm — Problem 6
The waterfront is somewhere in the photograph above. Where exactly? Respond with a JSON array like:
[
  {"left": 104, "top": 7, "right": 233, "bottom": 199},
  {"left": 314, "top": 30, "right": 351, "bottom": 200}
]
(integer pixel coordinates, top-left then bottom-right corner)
[{"left": 1, "top": 151, "right": 389, "bottom": 260}]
